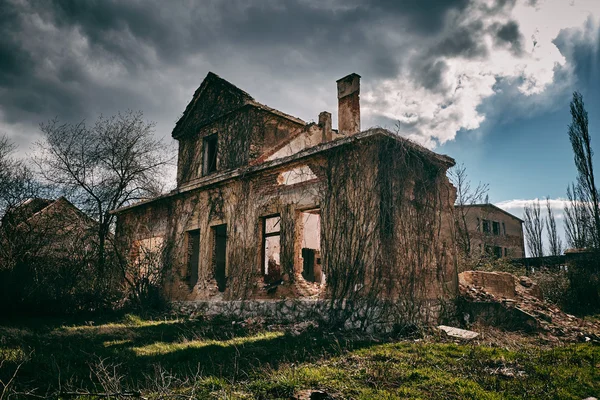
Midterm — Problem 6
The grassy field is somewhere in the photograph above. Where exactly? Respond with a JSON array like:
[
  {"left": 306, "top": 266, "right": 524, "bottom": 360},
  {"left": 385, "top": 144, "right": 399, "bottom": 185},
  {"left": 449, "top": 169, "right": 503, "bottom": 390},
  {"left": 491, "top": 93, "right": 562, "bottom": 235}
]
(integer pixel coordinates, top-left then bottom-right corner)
[{"left": 0, "top": 313, "right": 598, "bottom": 399}]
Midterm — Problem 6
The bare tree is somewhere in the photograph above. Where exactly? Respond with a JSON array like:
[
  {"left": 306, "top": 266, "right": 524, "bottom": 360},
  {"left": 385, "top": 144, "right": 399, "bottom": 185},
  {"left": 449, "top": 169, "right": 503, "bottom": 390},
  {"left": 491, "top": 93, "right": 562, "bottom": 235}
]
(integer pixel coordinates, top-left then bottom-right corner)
[
  {"left": 564, "top": 182, "right": 591, "bottom": 249},
  {"left": 0, "top": 136, "right": 39, "bottom": 220},
  {"left": 0, "top": 135, "right": 41, "bottom": 276},
  {"left": 524, "top": 200, "right": 544, "bottom": 258},
  {"left": 449, "top": 163, "right": 489, "bottom": 259},
  {"left": 568, "top": 92, "right": 600, "bottom": 248},
  {"left": 35, "top": 111, "right": 172, "bottom": 275},
  {"left": 545, "top": 196, "right": 563, "bottom": 256}
]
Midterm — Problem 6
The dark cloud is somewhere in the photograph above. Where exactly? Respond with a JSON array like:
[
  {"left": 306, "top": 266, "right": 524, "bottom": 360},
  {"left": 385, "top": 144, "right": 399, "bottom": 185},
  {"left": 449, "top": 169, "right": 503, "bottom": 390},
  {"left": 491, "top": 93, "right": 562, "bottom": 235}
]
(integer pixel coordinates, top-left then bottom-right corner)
[
  {"left": 412, "top": 59, "right": 449, "bottom": 91},
  {"left": 434, "top": 21, "right": 488, "bottom": 58},
  {"left": 494, "top": 20, "right": 523, "bottom": 54},
  {"left": 1, "top": 0, "right": 594, "bottom": 162},
  {"left": 370, "top": 0, "right": 470, "bottom": 34},
  {"left": 554, "top": 22, "right": 600, "bottom": 94},
  {"left": 0, "top": 0, "right": 471, "bottom": 134},
  {"left": 0, "top": 2, "right": 35, "bottom": 87},
  {"left": 497, "top": 20, "right": 520, "bottom": 43}
]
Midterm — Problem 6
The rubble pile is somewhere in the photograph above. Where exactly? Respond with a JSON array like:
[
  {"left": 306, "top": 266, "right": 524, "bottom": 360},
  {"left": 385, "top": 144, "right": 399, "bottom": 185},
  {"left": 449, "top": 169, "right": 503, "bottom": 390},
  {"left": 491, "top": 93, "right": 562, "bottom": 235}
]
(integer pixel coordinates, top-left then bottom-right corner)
[{"left": 459, "top": 271, "right": 600, "bottom": 342}]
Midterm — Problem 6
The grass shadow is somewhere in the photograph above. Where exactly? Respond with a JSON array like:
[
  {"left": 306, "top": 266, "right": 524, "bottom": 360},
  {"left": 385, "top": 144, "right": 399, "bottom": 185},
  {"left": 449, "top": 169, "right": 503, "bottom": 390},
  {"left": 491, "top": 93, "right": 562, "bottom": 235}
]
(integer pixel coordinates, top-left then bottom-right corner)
[{"left": 0, "top": 314, "right": 381, "bottom": 395}]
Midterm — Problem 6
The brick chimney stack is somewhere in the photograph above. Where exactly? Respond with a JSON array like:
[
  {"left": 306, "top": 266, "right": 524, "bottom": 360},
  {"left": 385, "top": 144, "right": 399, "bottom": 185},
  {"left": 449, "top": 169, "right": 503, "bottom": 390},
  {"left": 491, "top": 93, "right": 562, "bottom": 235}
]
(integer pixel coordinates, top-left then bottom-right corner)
[
  {"left": 319, "top": 111, "right": 332, "bottom": 142},
  {"left": 336, "top": 73, "right": 361, "bottom": 135}
]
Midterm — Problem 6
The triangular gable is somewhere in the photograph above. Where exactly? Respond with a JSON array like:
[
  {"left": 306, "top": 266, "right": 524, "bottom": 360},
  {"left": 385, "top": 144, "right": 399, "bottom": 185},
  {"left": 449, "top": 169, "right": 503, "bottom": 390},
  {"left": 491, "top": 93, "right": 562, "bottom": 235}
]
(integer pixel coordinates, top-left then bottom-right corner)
[{"left": 172, "top": 72, "right": 255, "bottom": 139}]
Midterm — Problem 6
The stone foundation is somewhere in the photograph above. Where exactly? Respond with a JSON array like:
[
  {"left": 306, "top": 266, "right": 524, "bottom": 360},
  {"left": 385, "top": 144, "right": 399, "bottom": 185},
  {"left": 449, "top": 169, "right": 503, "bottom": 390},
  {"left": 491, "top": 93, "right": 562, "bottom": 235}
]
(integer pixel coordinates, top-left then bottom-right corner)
[{"left": 172, "top": 298, "right": 446, "bottom": 332}]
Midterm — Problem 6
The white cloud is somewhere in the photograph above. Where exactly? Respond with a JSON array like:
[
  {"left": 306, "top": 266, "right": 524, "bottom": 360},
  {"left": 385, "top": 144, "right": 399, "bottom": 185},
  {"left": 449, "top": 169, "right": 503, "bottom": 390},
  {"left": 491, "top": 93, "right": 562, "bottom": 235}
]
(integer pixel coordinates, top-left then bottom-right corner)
[
  {"left": 496, "top": 197, "right": 572, "bottom": 255},
  {"left": 364, "top": 0, "right": 600, "bottom": 148},
  {"left": 496, "top": 198, "right": 571, "bottom": 211}
]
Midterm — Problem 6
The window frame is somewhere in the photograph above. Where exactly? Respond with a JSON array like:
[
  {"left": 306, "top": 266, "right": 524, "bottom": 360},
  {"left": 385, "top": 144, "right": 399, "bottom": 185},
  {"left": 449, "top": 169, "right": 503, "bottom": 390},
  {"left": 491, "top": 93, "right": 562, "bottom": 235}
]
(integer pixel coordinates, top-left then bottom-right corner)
[
  {"left": 482, "top": 219, "right": 491, "bottom": 234},
  {"left": 261, "top": 214, "right": 281, "bottom": 276},
  {"left": 202, "top": 134, "right": 218, "bottom": 176},
  {"left": 186, "top": 229, "right": 200, "bottom": 287},
  {"left": 492, "top": 221, "right": 500, "bottom": 235}
]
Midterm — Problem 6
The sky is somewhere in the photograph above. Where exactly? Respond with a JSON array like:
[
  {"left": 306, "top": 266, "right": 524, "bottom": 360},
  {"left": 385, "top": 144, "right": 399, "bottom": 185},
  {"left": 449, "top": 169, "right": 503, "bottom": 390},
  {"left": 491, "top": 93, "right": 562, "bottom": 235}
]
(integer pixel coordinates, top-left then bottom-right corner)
[{"left": 1, "top": 0, "right": 600, "bottom": 254}]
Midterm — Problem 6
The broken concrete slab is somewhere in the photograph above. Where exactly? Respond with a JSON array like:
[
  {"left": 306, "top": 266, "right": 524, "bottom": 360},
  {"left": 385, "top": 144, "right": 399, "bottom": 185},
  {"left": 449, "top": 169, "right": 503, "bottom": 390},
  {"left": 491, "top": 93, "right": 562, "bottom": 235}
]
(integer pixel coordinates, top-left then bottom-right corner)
[
  {"left": 459, "top": 270, "right": 543, "bottom": 300},
  {"left": 438, "top": 325, "right": 479, "bottom": 340},
  {"left": 459, "top": 270, "right": 600, "bottom": 341}
]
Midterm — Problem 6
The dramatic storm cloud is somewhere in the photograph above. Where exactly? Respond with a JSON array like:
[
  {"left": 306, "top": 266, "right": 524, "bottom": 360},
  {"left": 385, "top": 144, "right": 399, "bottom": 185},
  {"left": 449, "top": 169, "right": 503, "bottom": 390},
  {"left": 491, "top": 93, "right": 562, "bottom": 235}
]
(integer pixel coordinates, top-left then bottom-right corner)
[{"left": 0, "top": 0, "right": 599, "bottom": 153}]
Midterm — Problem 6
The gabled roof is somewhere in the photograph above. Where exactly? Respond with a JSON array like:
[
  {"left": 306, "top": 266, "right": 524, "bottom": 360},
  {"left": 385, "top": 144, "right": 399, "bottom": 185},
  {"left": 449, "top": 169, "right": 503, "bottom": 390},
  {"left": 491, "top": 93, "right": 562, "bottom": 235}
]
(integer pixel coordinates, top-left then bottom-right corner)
[
  {"left": 455, "top": 203, "right": 524, "bottom": 223},
  {"left": 7, "top": 197, "right": 97, "bottom": 231},
  {"left": 172, "top": 72, "right": 305, "bottom": 139},
  {"left": 5, "top": 198, "right": 53, "bottom": 223}
]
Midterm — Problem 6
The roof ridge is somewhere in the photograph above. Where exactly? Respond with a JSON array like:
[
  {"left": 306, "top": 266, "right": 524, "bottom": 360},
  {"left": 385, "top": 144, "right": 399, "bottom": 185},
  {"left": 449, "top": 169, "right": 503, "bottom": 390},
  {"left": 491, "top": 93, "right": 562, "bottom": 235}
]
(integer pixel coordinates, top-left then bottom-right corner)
[{"left": 456, "top": 203, "right": 524, "bottom": 223}]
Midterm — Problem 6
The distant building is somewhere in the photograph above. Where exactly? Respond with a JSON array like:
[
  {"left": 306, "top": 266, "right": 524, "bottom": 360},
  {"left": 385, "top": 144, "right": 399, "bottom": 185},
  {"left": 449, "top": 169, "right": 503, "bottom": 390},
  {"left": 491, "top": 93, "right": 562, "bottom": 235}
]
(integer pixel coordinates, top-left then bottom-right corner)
[
  {"left": 455, "top": 203, "right": 525, "bottom": 259},
  {"left": 0, "top": 197, "right": 97, "bottom": 262}
]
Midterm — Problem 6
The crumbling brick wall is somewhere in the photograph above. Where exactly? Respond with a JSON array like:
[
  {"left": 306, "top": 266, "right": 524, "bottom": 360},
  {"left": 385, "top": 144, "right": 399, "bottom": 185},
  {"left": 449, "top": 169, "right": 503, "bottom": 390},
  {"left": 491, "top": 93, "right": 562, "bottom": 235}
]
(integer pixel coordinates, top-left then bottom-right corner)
[{"left": 115, "top": 134, "right": 457, "bottom": 309}]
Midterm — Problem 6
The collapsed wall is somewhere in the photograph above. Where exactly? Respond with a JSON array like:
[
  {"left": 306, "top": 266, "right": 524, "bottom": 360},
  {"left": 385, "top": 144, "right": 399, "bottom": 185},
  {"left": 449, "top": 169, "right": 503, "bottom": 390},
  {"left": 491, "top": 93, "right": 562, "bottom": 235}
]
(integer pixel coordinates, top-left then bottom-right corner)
[{"left": 459, "top": 271, "right": 600, "bottom": 341}]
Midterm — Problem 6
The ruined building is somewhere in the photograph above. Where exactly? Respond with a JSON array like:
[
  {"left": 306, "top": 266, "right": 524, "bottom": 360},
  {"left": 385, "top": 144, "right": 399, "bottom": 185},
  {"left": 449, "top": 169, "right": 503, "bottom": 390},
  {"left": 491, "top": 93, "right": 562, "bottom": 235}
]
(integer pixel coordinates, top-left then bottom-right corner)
[
  {"left": 113, "top": 72, "right": 458, "bottom": 305},
  {"left": 455, "top": 204, "right": 525, "bottom": 258},
  {"left": 1, "top": 197, "right": 98, "bottom": 262}
]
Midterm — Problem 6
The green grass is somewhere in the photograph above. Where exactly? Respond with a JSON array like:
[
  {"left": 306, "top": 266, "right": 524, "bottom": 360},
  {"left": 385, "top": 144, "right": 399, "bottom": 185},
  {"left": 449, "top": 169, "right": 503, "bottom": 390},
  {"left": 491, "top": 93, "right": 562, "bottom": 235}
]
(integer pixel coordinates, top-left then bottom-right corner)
[{"left": 0, "top": 314, "right": 598, "bottom": 399}]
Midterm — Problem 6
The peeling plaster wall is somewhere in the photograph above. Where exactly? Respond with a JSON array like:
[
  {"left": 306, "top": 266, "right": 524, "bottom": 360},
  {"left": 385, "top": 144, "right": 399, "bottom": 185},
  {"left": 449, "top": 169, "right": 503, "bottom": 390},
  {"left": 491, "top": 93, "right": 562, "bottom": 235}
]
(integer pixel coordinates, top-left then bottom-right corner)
[{"left": 265, "top": 124, "right": 322, "bottom": 161}]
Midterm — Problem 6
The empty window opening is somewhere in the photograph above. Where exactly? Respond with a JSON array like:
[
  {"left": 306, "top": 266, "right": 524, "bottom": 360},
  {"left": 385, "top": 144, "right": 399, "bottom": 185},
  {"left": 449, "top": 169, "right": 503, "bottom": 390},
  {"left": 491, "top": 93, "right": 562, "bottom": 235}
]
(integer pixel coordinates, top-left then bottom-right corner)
[
  {"left": 482, "top": 219, "right": 491, "bottom": 234},
  {"left": 277, "top": 165, "right": 317, "bottom": 186},
  {"left": 212, "top": 224, "right": 227, "bottom": 292},
  {"left": 263, "top": 215, "right": 281, "bottom": 283},
  {"left": 187, "top": 230, "right": 200, "bottom": 287},
  {"left": 203, "top": 134, "right": 218, "bottom": 175},
  {"left": 492, "top": 221, "right": 500, "bottom": 235},
  {"left": 502, "top": 222, "right": 506, "bottom": 235},
  {"left": 300, "top": 209, "right": 323, "bottom": 283},
  {"left": 485, "top": 245, "right": 503, "bottom": 259},
  {"left": 493, "top": 246, "right": 502, "bottom": 258}
]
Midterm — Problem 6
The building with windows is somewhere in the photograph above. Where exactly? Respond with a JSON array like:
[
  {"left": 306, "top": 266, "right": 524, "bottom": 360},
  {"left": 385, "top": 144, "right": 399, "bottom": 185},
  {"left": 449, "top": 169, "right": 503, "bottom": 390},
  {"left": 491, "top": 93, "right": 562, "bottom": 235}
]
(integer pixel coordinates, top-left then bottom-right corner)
[
  {"left": 113, "top": 72, "right": 458, "bottom": 302},
  {"left": 455, "top": 203, "right": 525, "bottom": 259}
]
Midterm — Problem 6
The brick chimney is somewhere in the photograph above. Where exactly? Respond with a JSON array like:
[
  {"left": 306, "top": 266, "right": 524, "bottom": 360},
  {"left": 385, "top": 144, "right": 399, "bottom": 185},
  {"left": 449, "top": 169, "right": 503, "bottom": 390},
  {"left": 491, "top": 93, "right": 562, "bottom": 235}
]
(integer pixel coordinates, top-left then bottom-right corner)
[
  {"left": 319, "top": 111, "right": 332, "bottom": 142},
  {"left": 337, "top": 73, "right": 361, "bottom": 135}
]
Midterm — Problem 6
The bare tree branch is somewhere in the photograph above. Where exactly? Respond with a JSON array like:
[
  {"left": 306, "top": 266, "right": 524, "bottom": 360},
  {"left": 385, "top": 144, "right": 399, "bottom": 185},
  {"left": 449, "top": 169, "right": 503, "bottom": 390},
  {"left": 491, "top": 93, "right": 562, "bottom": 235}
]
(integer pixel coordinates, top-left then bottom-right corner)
[
  {"left": 545, "top": 196, "right": 562, "bottom": 256},
  {"left": 524, "top": 200, "right": 544, "bottom": 258},
  {"left": 449, "top": 163, "right": 489, "bottom": 259}
]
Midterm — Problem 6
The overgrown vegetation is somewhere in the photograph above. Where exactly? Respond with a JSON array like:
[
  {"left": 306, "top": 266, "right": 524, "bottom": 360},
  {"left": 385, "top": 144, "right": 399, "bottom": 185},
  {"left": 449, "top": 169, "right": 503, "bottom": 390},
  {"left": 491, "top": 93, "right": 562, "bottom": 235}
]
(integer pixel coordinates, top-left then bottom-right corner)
[
  {"left": 0, "top": 112, "right": 172, "bottom": 316},
  {"left": 0, "top": 314, "right": 598, "bottom": 399}
]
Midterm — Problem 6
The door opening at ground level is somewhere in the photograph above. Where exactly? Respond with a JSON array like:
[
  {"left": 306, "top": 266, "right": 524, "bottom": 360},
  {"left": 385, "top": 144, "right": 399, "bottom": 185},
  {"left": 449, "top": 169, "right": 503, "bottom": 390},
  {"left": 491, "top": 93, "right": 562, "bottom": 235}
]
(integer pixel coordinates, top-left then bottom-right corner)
[{"left": 213, "top": 224, "right": 227, "bottom": 292}]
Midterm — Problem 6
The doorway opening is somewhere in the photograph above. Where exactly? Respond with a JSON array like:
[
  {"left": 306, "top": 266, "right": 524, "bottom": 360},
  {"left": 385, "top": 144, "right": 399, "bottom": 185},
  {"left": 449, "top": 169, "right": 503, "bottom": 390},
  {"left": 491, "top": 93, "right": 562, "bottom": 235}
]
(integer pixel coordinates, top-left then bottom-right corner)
[
  {"left": 300, "top": 209, "right": 322, "bottom": 283},
  {"left": 212, "top": 224, "right": 227, "bottom": 292},
  {"left": 262, "top": 215, "right": 282, "bottom": 283}
]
